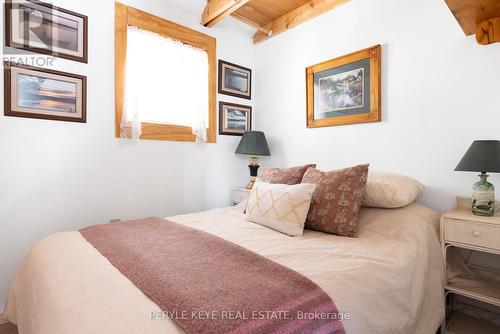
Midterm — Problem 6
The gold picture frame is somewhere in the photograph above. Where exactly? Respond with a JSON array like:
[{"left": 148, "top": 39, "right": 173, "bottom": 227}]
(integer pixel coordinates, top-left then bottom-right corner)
[{"left": 306, "top": 45, "right": 381, "bottom": 128}]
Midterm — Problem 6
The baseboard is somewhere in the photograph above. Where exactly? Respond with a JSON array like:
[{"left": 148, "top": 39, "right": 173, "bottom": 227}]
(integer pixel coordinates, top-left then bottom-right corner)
[{"left": 0, "top": 313, "right": 7, "bottom": 325}]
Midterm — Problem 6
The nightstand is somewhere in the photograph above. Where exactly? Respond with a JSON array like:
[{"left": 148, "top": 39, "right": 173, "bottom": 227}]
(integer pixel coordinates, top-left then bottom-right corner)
[
  {"left": 231, "top": 188, "right": 250, "bottom": 206},
  {"left": 441, "top": 197, "right": 500, "bottom": 333}
]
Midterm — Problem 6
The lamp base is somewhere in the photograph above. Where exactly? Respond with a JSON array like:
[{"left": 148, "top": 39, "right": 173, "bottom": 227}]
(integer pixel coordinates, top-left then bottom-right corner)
[
  {"left": 472, "top": 173, "right": 495, "bottom": 217},
  {"left": 246, "top": 156, "right": 260, "bottom": 190},
  {"left": 246, "top": 177, "right": 257, "bottom": 190}
]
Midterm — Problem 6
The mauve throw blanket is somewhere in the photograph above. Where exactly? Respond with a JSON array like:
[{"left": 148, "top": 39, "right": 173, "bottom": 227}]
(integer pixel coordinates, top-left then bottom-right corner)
[{"left": 80, "top": 217, "right": 345, "bottom": 334}]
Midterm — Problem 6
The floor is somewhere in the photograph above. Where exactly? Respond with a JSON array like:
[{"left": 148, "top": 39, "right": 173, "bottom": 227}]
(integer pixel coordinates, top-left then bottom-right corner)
[
  {"left": 0, "top": 319, "right": 453, "bottom": 334},
  {"left": 446, "top": 312, "right": 500, "bottom": 334},
  {"left": 0, "top": 323, "right": 18, "bottom": 334}
]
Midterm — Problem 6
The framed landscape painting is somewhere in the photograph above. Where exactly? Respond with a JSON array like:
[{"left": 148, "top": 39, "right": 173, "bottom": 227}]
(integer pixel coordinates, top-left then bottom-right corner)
[
  {"left": 4, "top": 62, "right": 87, "bottom": 123},
  {"left": 306, "top": 45, "right": 381, "bottom": 128},
  {"left": 219, "top": 102, "right": 252, "bottom": 136},
  {"left": 218, "top": 60, "right": 252, "bottom": 99},
  {"left": 5, "top": 0, "right": 88, "bottom": 63}
]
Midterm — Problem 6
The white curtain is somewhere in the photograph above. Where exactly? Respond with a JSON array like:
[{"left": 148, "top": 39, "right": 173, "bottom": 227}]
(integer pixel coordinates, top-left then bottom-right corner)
[{"left": 121, "top": 26, "right": 209, "bottom": 142}]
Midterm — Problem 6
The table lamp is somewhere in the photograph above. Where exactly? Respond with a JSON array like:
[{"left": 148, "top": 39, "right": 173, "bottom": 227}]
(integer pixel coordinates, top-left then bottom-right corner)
[
  {"left": 235, "top": 131, "right": 271, "bottom": 190},
  {"left": 455, "top": 140, "right": 500, "bottom": 216}
]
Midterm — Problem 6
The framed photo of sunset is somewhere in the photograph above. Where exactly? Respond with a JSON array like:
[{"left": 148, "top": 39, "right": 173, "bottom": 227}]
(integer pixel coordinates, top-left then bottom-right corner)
[
  {"left": 5, "top": 0, "right": 88, "bottom": 63},
  {"left": 4, "top": 62, "right": 87, "bottom": 123}
]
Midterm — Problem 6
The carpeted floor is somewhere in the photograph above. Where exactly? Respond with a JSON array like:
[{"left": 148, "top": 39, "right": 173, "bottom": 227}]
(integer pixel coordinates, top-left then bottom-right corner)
[{"left": 0, "top": 323, "right": 18, "bottom": 334}]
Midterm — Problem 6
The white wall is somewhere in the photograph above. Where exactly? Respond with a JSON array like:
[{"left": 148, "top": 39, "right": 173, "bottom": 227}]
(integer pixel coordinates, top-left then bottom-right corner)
[
  {"left": 0, "top": 0, "right": 255, "bottom": 310},
  {"left": 2, "top": 0, "right": 500, "bottom": 314},
  {"left": 254, "top": 0, "right": 500, "bottom": 213}
]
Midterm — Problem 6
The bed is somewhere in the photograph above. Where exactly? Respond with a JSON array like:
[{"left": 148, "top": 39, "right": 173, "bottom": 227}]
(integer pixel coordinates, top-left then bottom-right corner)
[{"left": 4, "top": 202, "right": 444, "bottom": 334}]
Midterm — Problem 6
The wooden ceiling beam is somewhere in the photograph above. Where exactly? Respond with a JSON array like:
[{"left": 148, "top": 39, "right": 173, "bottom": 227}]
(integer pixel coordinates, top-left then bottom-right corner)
[
  {"left": 252, "top": 0, "right": 350, "bottom": 44},
  {"left": 202, "top": 0, "right": 250, "bottom": 28},
  {"left": 476, "top": 17, "right": 500, "bottom": 45},
  {"left": 444, "top": 0, "right": 500, "bottom": 37},
  {"left": 230, "top": 12, "right": 272, "bottom": 34}
]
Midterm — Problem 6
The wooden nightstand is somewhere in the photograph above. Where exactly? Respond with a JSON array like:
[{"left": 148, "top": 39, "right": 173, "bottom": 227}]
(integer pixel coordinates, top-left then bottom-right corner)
[
  {"left": 441, "top": 197, "right": 500, "bottom": 333},
  {"left": 231, "top": 188, "right": 250, "bottom": 206}
]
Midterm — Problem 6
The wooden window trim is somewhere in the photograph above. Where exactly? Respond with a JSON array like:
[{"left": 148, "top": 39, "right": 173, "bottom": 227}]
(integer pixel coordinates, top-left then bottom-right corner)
[{"left": 115, "top": 2, "right": 217, "bottom": 143}]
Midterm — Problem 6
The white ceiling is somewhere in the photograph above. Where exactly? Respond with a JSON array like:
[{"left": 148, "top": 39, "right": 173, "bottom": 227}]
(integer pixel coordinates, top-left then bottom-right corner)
[
  {"left": 165, "top": 0, "right": 206, "bottom": 14},
  {"left": 163, "top": 0, "right": 256, "bottom": 35}
]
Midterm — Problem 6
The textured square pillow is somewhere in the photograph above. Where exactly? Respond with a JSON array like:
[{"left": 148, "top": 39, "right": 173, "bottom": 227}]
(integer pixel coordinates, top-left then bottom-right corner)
[
  {"left": 363, "top": 171, "right": 424, "bottom": 208},
  {"left": 246, "top": 180, "right": 317, "bottom": 237},
  {"left": 260, "top": 164, "right": 317, "bottom": 185},
  {"left": 303, "top": 164, "right": 369, "bottom": 237}
]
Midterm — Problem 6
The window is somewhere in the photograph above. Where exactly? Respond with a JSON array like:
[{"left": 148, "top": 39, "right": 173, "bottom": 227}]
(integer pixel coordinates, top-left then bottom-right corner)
[{"left": 115, "top": 3, "right": 216, "bottom": 142}]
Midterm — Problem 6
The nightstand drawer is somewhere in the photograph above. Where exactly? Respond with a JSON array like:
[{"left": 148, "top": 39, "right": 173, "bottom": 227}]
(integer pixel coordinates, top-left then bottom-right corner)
[{"left": 445, "top": 219, "right": 500, "bottom": 251}]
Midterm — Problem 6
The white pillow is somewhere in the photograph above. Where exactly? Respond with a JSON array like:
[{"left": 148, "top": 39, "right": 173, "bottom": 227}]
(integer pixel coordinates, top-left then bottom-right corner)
[
  {"left": 363, "top": 171, "right": 424, "bottom": 209},
  {"left": 246, "top": 180, "right": 316, "bottom": 237}
]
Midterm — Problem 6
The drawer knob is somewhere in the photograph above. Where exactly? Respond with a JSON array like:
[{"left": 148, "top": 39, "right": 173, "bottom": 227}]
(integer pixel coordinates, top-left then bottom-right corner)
[{"left": 473, "top": 231, "right": 481, "bottom": 237}]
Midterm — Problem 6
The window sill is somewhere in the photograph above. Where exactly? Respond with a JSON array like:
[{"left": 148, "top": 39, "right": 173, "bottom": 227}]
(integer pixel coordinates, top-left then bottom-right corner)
[{"left": 116, "top": 122, "right": 216, "bottom": 143}]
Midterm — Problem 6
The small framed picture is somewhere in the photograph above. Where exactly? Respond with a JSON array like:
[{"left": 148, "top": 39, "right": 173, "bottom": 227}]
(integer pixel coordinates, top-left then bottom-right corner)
[
  {"left": 306, "top": 45, "right": 381, "bottom": 128},
  {"left": 218, "top": 60, "right": 252, "bottom": 99},
  {"left": 4, "top": 61, "right": 87, "bottom": 123},
  {"left": 5, "top": 0, "right": 88, "bottom": 63},
  {"left": 219, "top": 102, "right": 252, "bottom": 136}
]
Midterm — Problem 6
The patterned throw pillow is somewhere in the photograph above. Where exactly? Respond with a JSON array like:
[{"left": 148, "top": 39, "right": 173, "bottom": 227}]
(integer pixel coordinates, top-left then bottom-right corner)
[
  {"left": 302, "top": 164, "right": 369, "bottom": 237},
  {"left": 260, "top": 164, "right": 317, "bottom": 185},
  {"left": 246, "top": 180, "right": 317, "bottom": 237}
]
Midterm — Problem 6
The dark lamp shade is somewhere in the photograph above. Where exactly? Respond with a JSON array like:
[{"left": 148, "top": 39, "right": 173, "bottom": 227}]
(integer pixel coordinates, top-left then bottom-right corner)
[
  {"left": 235, "top": 131, "right": 271, "bottom": 156},
  {"left": 455, "top": 140, "right": 500, "bottom": 173}
]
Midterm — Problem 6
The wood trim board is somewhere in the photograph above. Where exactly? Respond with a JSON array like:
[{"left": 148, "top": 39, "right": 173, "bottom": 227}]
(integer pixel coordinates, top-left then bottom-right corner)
[
  {"left": 202, "top": 0, "right": 250, "bottom": 27},
  {"left": 115, "top": 2, "right": 217, "bottom": 143},
  {"left": 0, "top": 313, "right": 7, "bottom": 325},
  {"left": 252, "top": 0, "right": 350, "bottom": 44}
]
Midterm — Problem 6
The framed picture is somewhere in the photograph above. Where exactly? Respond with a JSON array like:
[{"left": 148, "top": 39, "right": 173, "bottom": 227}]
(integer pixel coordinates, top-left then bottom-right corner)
[
  {"left": 306, "top": 45, "right": 381, "bottom": 128},
  {"left": 218, "top": 60, "right": 252, "bottom": 99},
  {"left": 5, "top": 0, "right": 88, "bottom": 63},
  {"left": 219, "top": 101, "right": 252, "bottom": 136},
  {"left": 4, "top": 61, "right": 87, "bottom": 123}
]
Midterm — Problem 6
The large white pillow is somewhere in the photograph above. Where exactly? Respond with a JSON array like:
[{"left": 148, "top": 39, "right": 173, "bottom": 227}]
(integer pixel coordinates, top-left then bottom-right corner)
[
  {"left": 363, "top": 171, "right": 424, "bottom": 208},
  {"left": 246, "top": 180, "right": 316, "bottom": 237}
]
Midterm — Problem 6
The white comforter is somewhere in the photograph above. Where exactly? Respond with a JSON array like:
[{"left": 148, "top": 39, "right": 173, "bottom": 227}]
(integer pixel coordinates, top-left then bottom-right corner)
[{"left": 5, "top": 203, "right": 444, "bottom": 334}]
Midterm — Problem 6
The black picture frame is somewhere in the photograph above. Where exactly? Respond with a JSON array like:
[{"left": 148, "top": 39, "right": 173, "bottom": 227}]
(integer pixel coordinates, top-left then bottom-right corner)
[
  {"left": 218, "top": 60, "right": 252, "bottom": 100},
  {"left": 5, "top": 0, "right": 89, "bottom": 63},
  {"left": 219, "top": 101, "right": 252, "bottom": 136},
  {"left": 4, "top": 61, "right": 87, "bottom": 123}
]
